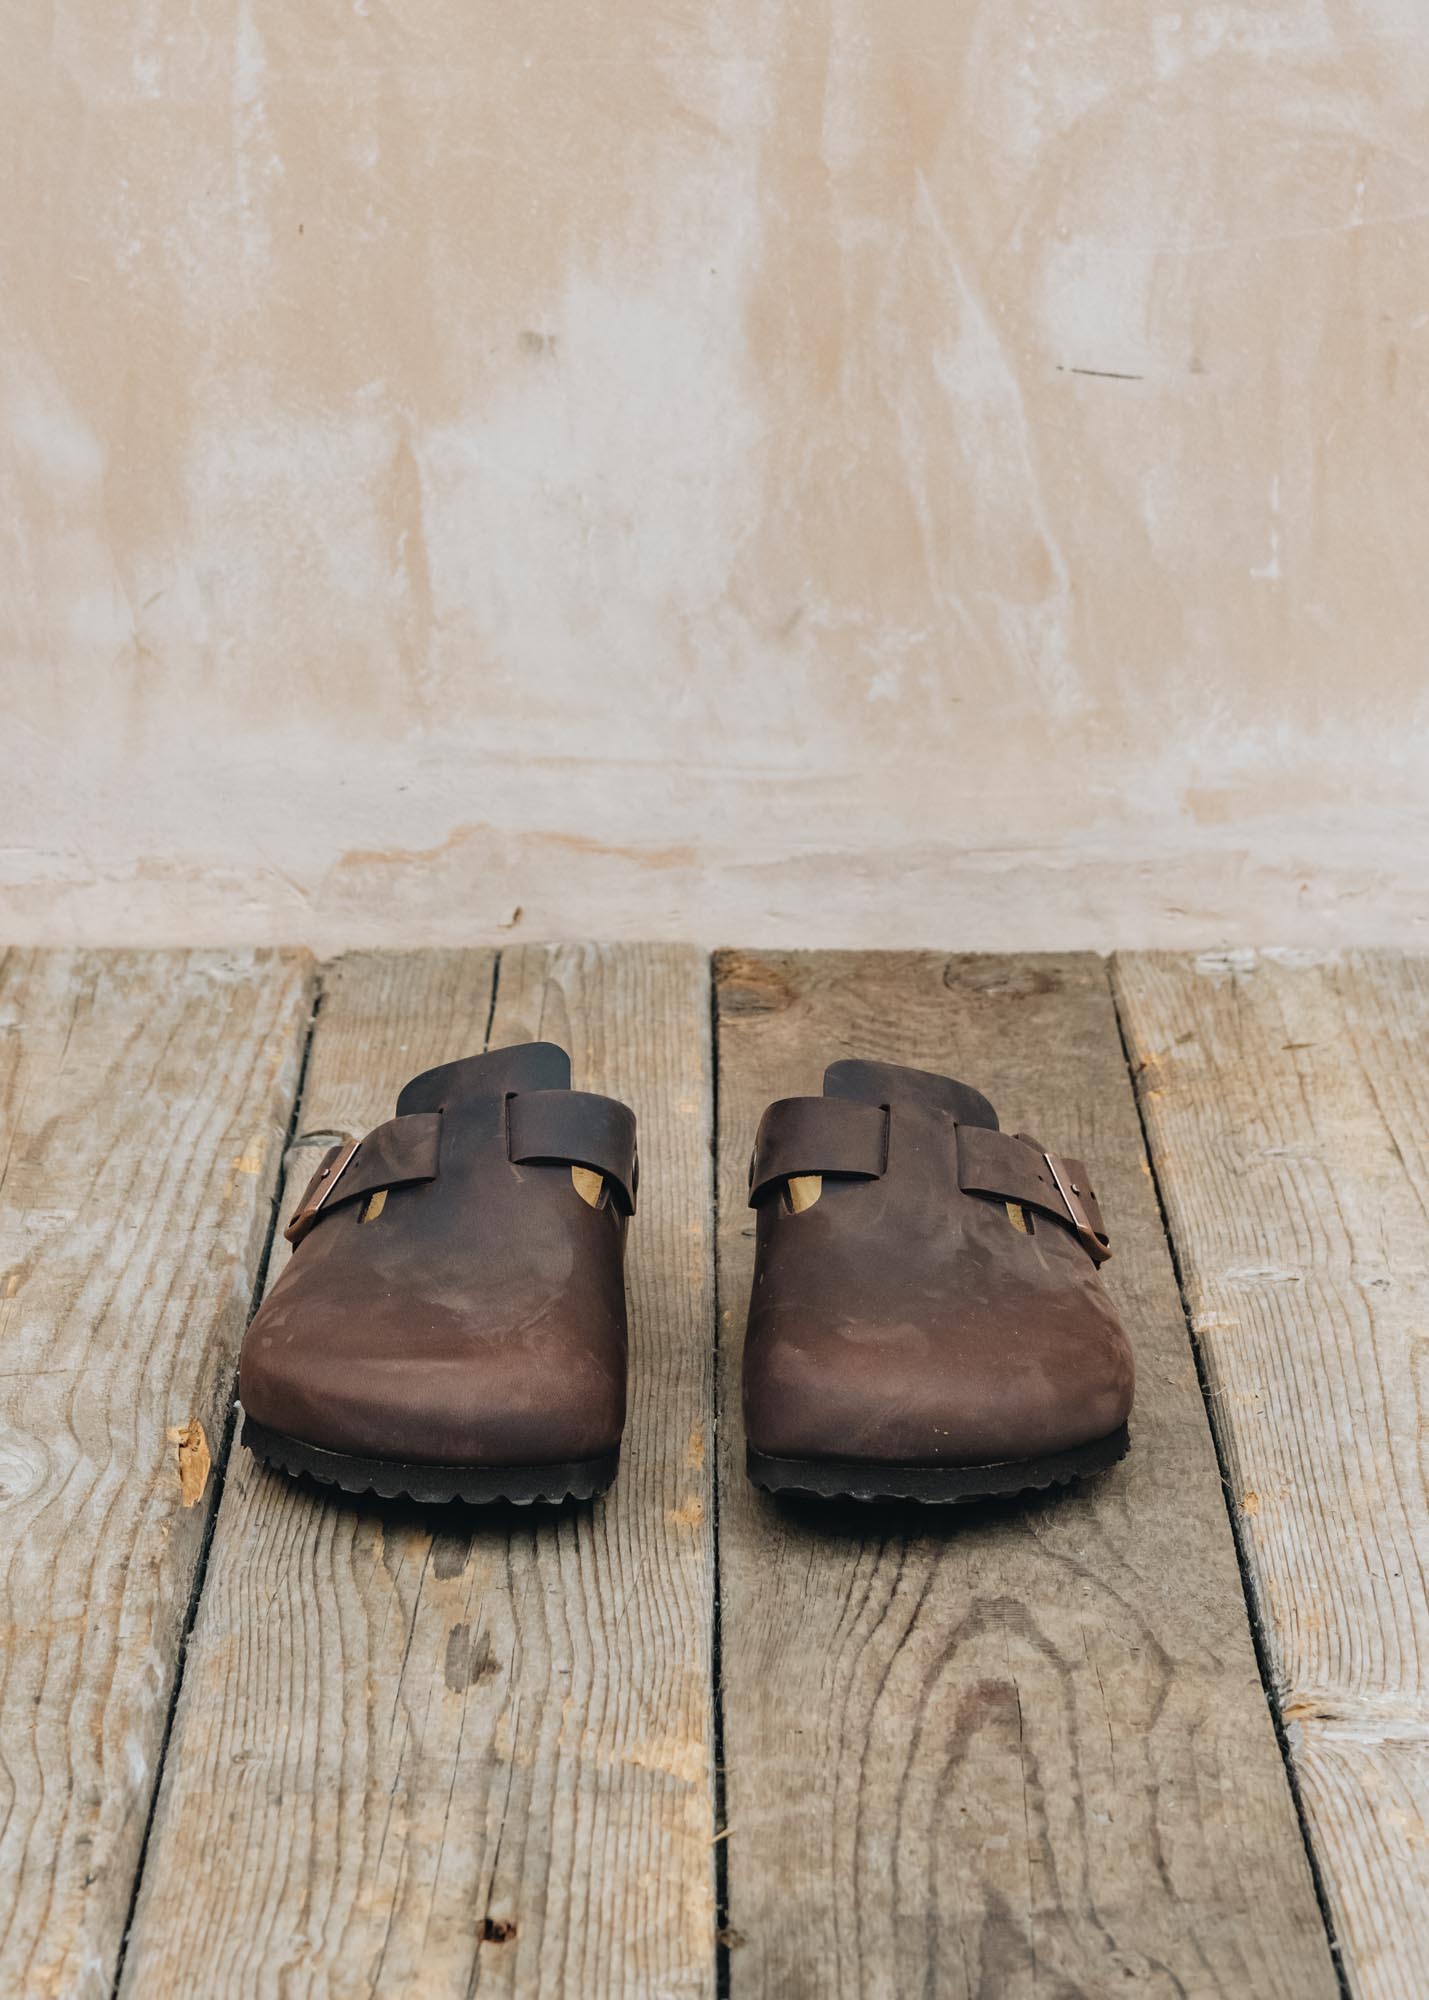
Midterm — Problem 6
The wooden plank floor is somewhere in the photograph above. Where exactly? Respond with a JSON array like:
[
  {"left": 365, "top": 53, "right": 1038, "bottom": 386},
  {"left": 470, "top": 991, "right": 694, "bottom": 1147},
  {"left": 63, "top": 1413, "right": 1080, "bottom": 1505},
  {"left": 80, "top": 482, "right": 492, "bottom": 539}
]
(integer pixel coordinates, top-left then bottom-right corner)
[
  {"left": 1, "top": 943, "right": 1425, "bottom": 1995},
  {"left": 1116, "top": 950, "right": 1429, "bottom": 2000},
  {"left": 122, "top": 947, "right": 716, "bottom": 1998},
  {"left": 713, "top": 952, "right": 1335, "bottom": 2000},
  {"left": 0, "top": 949, "right": 313, "bottom": 1999}
]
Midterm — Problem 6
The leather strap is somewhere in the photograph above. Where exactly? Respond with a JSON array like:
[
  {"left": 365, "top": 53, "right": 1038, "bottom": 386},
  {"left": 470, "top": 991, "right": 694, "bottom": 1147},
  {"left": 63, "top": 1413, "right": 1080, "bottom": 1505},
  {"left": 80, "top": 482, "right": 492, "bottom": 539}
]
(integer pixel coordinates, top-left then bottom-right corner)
[
  {"left": 748, "top": 1096, "right": 889, "bottom": 1206},
  {"left": 956, "top": 1125, "right": 1111, "bottom": 1264},
  {"left": 507, "top": 1089, "right": 638, "bottom": 1214},
  {"left": 284, "top": 1111, "right": 443, "bottom": 1246}
]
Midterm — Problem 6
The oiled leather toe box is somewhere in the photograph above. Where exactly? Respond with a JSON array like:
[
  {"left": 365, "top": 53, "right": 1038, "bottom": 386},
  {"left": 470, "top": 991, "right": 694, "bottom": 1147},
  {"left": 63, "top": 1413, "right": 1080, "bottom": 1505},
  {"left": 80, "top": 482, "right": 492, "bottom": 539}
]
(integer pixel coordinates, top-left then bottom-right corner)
[
  {"left": 241, "top": 1284, "right": 626, "bottom": 1467},
  {"left": 743, "top": 1262, "right": 1133, "bottom": 1466}
]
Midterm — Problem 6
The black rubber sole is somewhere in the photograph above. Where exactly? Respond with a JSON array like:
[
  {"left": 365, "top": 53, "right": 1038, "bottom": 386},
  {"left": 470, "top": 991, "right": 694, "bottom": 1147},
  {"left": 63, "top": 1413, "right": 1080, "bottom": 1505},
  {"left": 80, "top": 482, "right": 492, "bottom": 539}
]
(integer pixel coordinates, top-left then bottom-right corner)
[
  {"left": 242, "top": 1416, "right": 618, "bottom": 1506},
  {"left": 746, "top": 1423, "right": 1130, "bottom": 1504}
]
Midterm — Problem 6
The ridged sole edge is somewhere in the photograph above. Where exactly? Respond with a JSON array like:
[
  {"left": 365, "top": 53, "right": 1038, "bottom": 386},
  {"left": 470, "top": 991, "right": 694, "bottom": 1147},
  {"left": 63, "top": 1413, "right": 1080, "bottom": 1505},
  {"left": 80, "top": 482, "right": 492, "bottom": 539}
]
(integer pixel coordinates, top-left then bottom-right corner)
[
  {"left": 746, "top": 1423, "right": 1130, "bottom": 1504},
  {"left": 242, "top": 1416, "right": 619, "bottom": 1506}
]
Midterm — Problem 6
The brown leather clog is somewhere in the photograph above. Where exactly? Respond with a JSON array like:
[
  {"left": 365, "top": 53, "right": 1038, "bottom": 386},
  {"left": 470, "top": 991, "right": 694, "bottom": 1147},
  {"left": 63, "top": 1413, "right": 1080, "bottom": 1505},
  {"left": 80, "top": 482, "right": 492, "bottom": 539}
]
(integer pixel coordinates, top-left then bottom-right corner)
[
  {"left": 240, "top": 1042, "right": 636, "bottom": 1504},
  {"left": 741, "top": 1059, "right": 1133, "bottom": 1502}
]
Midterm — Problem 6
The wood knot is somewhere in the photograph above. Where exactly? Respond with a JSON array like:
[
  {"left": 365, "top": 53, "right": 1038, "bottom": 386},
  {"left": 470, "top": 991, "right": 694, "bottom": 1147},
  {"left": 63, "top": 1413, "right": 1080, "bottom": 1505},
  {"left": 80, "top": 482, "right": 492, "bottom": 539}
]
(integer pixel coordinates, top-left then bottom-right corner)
[
  {"left": 942, "top": 958, "right": 1061, "bottom": 1001},
  {"left": 716, "top": 953, "right": 795, "bottom": 1017}
]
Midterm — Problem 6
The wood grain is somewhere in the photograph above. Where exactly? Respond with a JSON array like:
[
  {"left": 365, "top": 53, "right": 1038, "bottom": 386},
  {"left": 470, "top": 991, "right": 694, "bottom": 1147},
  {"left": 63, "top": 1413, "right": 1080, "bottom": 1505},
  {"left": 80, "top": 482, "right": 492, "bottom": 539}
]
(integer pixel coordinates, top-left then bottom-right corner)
[
  {"left": 713, "top": 949, "right": 1338, "bottom": 2000},
  {"left": 1114, "top": 947, "right": 1429, "bottom": 2000},
  {"left": 122, "top": 945, "right": 717, "bottom": 1998},
  {"left": 0, "top": 947, "right": 313, "bottom": 2000}
]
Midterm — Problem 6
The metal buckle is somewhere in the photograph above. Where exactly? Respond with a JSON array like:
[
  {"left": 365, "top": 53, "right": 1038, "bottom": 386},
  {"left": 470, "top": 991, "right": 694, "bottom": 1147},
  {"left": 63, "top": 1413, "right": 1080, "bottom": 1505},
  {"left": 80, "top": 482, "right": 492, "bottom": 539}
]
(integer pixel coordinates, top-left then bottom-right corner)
[
  {"left": 1043, "top": 1152, "right": 1111, "bottom": 1266},
  {"left": 283, "top": 1135, "right": 360, "bottom": 1247}
]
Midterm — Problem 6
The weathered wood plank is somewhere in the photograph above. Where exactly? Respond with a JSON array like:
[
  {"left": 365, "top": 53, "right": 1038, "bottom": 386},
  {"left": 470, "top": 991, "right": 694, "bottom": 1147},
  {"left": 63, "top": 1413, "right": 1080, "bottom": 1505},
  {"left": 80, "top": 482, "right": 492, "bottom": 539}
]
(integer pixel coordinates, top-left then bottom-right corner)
[
  {"left": 0, "top": 947, "right": 313, "bottom": 2000},
  {"left": 1114, "top": 947, "right": 1429, "bottom": 2000},
  {"left": 713, "top": 950, "right": 1338, "bottom": 2000},
  {"left": 123, "top": 945, "right": 717, "bottom": 1997}
]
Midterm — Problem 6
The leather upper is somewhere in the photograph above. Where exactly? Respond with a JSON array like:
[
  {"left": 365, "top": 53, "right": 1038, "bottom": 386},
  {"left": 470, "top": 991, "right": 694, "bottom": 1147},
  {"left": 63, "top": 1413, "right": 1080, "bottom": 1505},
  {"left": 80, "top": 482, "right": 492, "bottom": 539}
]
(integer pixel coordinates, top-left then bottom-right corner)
[
  {"left": 240, "top": 1042, "right": 634, "bottom": 1467},
  {"left": 742, "top": 1059, "right": 1134, "bottom": 1467}
]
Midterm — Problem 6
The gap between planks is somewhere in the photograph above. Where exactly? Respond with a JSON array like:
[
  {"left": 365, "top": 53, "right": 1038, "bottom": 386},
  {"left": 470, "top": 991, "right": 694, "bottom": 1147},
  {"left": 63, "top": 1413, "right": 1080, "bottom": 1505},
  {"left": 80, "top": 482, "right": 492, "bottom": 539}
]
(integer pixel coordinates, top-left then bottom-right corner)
[
  {"left": 110, "top": 974, "right": 323, "bottom": 1999},
  {"left": 707, "top": 955, "right": 733, "bottom": 1998}
]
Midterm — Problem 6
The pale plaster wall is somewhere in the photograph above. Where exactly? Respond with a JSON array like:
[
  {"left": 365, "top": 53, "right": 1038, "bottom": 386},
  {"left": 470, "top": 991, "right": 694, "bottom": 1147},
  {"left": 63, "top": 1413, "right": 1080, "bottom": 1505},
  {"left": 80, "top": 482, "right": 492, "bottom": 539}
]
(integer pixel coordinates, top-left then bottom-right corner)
[{"left": 3, "top": 0, "right": 1427, "bottom": 951}]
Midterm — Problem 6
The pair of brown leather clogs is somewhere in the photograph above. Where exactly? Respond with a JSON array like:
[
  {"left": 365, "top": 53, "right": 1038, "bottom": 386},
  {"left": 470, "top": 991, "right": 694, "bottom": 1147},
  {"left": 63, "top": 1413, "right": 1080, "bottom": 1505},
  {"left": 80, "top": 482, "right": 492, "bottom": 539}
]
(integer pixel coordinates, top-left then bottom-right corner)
[{"left": 239, "top": 1043, "right": 1134, "bottom": 1506}]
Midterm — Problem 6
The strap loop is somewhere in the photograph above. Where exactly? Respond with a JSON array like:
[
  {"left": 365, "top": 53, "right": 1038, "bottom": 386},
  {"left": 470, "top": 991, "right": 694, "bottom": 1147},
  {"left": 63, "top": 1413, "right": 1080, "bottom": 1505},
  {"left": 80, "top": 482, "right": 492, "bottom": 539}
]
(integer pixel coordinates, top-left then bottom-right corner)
[
  {"left": 956, "top": 1125, "right": 1110, "bottom": 1264},
  {"left": 748, "top": 1097, "right": 889, "bottom": 1206},
  {"left": 506, "top": 1089, "right": 638, "bottom": 1214},
  {"left": 284, "top": 1112, "right": 442, "bottom": 1246}
]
